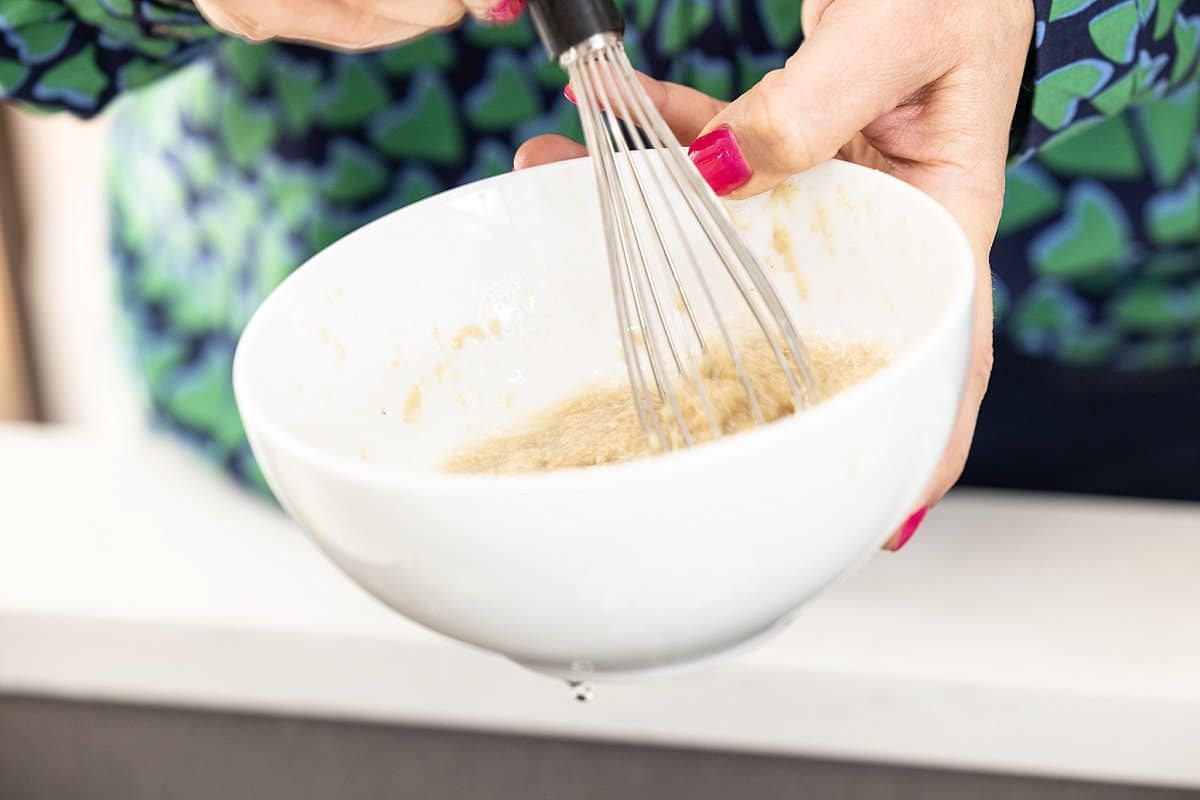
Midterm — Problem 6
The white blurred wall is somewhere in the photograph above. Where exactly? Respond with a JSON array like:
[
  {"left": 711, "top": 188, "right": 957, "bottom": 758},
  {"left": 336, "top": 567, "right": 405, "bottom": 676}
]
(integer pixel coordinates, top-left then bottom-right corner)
[{"left": 4, "top": 107, "right": 141, "bottom": 429}]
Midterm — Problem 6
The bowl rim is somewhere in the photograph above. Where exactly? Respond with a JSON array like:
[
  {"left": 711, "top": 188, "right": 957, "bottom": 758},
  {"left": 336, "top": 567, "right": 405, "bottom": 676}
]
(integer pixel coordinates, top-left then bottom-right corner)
[{"left": 232, "top": 157, "right": 975, "bottom": 495}]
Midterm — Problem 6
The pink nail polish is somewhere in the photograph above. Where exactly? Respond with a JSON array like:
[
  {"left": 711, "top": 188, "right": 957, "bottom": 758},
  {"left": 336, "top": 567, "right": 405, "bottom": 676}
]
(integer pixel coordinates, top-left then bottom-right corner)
[
  {"left": 564, "top": 84, "right": 606, "bottom": 110},
  {"left": 688, "top": 125, "right": 751, "bottom": 196},
  {"left": 892, "top": 506, "right": 929, "bottom": 551},
  {"left": 489, "top": 0, "right": 526, "bottom": 23}
]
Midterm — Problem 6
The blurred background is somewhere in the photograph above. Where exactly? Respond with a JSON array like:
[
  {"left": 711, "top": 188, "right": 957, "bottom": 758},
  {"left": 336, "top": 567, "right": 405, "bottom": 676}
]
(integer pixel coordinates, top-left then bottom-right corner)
[{"left": 0, "top": 107, "right": 141, "bottom": 429}]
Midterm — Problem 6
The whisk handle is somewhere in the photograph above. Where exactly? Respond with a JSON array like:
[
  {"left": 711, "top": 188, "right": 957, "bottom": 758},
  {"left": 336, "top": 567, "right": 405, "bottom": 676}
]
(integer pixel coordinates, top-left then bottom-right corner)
[{"left": 527, "top": 0, "right": 624, "bottom": 62}]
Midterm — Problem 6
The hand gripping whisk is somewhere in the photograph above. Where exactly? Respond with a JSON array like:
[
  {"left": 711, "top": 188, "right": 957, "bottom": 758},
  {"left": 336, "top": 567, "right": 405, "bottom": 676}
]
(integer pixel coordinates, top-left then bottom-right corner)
[{"left": 528, "top": 0, "right": 821, "bottom": 452}]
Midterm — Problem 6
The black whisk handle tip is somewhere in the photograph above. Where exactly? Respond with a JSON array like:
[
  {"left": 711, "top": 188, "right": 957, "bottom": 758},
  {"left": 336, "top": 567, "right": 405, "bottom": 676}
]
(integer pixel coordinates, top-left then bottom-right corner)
[{"left": 528, "top": 0, "right": 625, "bottom": 61}]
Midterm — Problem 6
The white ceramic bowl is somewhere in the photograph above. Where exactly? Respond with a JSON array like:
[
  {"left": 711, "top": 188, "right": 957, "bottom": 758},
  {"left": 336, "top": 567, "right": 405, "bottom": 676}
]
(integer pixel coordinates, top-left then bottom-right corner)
[{"left": 233, "top": 157, "right": 974, "bottom": 681}]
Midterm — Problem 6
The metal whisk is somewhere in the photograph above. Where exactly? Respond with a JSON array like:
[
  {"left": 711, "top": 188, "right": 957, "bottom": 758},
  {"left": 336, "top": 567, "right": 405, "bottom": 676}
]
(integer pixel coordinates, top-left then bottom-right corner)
[{"left": 528, "top": 0, "right": 820, "bottom": 452}]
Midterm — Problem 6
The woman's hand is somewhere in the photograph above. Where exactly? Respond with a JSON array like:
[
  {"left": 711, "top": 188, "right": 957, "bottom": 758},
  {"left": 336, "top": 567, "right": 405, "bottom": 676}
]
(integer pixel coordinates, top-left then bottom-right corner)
[
  {"left": 195, "top": 0, "right": 526, "bottom": 51},
  {"left": 519, "top": 0, "right": 1034, "bottom": 549}
]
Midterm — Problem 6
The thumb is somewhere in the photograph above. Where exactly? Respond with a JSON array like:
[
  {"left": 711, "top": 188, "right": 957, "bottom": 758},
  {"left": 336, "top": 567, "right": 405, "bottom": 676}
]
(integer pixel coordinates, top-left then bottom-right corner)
[{"left": 689, "top": 3, "right": 930, "bottom": 197}]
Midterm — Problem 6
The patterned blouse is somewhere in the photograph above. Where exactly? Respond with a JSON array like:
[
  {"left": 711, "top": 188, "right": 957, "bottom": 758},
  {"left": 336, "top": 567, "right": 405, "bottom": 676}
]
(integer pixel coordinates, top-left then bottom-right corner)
[{"left": 1, "top": 0, "right": 1197, "bottom": 492}]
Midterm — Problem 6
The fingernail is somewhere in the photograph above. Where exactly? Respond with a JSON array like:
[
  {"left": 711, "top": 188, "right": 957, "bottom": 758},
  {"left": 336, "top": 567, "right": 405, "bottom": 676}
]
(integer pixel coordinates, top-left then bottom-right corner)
[
  {"left": 489, "top": 0, "right": 526, "bottom": 23},
  {"left": 688, "top": 125, "right": 751, "bottom": 196},
  {"left": 891, "top": 506, "right": 929, "bottom": 552}
]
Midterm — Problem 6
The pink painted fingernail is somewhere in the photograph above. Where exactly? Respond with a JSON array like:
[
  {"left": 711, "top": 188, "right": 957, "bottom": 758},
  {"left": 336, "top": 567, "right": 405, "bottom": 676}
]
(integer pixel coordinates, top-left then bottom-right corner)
[
  {"left": 688, "top": 125, "right": 751, "bottom": 196},
  {"left": 564, "top": 84, "right": 605, "bottom": 110},
  {"left": 892, "top": 506, "right": 929, "bottom": 552},
  {"left": 489, "top": 0, "right": 526, "bottom": 23}
]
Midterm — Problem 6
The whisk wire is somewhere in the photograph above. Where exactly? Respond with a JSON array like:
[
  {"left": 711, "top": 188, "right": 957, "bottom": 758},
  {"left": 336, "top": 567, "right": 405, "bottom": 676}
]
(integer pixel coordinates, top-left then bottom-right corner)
[
  {"left": 562, "top": 33, "right": 821, "bottom": 449},
  {"left": 606, "top": 57, "right": 769, "bottom": 427},
  {"left": 615, "top": 51, "right": 822, "bottom": 408},
  {"left": 592, "top": 54, "right": 723, "bottom": 442},
  {"left": 583, "top": 57, "right": 696, "bottom": 448},
  {"left": 571, "top": 58, "right": 669, "bottom": 449}
]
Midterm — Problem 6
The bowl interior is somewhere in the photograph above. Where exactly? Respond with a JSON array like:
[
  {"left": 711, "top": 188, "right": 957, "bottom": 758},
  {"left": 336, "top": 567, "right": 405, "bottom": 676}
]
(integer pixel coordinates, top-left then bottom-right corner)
[{"left": 235, "top": 158, "right": 970, "bottom": 474}]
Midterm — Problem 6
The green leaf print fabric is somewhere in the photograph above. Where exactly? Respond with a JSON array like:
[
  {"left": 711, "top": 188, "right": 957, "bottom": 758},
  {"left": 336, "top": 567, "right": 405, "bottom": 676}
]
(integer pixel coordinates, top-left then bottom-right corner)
[
  {"left": 0, "top": 0, "right": 218, "bottom": 113},
  {"left": 0, "top": 0, "right": 1197, "bottom": 492},
  {"left": 997, "top": 0, "right": 1200, "bottom": 369}
]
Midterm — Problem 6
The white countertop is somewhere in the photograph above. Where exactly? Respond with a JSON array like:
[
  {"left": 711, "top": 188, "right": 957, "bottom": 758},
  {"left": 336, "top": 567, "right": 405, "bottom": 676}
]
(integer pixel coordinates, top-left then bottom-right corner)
[{"left": 1, "top": 423, "right": 1197, "bottom": 787}]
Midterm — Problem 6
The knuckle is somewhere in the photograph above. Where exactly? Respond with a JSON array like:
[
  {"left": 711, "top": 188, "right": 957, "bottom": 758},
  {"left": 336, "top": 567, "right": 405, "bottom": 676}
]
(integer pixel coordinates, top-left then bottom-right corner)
[
  {"left": 236, "top": 14, "right": 271, "bottom": 40},
  {"left": 800, "top": 0, "right": 833, "bottom": 35},
  {"left": 753, "top": 70, "right": 820, "bottom": 171}
]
